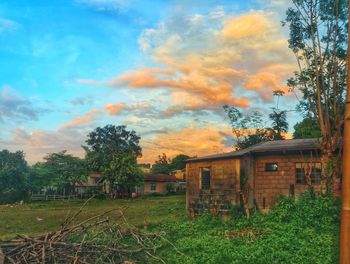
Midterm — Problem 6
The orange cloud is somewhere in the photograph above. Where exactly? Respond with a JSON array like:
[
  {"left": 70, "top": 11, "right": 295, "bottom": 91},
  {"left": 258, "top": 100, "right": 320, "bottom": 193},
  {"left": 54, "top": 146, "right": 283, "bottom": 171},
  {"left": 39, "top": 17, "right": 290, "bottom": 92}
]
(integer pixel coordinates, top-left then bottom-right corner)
[
  {"left": 79, "top": 9, "right": 296, "bottom": 114},
  {"left": 221, "top": 11, "right": 272, "bottom": 40},
  {"left": 104, "top": 103, "right": 125, "bottom": 115},
  {"left": 245, "top": 72, "right": 289, "bottom": 102},
  {"left": 139, "top": 127, "right": 233, "bottom": 163},
  {"left": 64, "top": 116, "right": 93, "bottom": 127},
  {"left": 63, "top": 108, "right": 100, "bottom": 127}
]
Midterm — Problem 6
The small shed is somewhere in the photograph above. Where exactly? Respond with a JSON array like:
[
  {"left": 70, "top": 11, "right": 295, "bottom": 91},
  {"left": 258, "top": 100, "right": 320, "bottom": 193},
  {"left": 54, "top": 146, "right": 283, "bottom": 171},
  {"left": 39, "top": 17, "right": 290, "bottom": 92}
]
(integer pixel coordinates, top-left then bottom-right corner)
[{"left": 185, "top": 138, "right": 340, "bottom": 215}]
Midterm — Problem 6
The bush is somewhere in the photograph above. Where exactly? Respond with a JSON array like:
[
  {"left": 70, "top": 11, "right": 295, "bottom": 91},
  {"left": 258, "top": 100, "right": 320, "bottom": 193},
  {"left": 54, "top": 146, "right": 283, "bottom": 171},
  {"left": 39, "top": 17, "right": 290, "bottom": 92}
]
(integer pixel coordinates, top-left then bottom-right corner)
[{"left": 154, "top": 191, "right": 340, "bottom": 264}]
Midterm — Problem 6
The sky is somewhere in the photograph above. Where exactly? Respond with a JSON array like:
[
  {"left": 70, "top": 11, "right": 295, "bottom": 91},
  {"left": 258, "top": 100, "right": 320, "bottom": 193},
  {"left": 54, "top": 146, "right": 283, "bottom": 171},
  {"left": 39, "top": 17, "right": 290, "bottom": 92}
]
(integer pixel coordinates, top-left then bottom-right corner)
[{"left": 0, "top": 0, "right": 301, "bottom": 164}]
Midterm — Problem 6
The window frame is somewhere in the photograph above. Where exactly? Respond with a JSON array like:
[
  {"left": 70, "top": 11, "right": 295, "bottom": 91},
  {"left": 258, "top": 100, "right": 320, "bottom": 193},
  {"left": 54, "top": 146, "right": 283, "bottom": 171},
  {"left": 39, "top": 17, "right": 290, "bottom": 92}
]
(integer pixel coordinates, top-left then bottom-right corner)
[
  {"left": 150, "top": 182, "right": 157, "bottom": 191},
  {"left": 265, "top": 163, "right": 278, "bottom": 172},
  {"left": 295, "top": 162, "right": 322, "bottom": 185},
  {"left": 200, "top": 167, "right": 211, "bottom": 190}
]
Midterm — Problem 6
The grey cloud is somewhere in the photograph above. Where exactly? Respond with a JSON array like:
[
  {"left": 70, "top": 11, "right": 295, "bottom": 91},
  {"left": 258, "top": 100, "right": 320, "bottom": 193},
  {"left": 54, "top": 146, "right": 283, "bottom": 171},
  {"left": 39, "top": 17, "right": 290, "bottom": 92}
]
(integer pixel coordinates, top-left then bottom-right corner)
[
  {"left": 70, "top": 96, "right": 94, "bottom": 106},
  {"left": 0, "top": 86, "right": 47, "bottom": 122}
]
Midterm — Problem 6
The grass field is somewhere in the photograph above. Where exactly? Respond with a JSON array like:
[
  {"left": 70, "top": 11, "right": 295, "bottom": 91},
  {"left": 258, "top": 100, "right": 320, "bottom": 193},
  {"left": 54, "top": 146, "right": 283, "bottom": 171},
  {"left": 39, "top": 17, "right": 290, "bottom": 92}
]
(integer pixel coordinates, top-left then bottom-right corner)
[
  {"left": 0, "top": 195, "right": 185, "bottom": 240},
  {"left": 0, "top": 193, "right": 340, "bottom": 263}
]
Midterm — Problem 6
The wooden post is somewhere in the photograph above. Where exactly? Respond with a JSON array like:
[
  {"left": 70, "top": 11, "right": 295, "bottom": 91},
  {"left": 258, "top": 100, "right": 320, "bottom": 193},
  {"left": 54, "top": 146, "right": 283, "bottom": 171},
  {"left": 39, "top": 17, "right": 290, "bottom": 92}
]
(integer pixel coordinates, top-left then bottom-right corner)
[{"left": 340, "top": 2, "right": 350, "bottom": 262}]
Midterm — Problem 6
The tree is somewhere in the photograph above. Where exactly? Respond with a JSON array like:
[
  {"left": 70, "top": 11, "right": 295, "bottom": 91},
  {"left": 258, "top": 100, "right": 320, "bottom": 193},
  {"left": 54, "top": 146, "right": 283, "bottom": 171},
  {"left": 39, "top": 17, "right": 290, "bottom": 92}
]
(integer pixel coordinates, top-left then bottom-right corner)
[
  {"left": 0, "top": 150, "right": 28, "bottom": 203},
  {"left": 283, "top": 0, "right": 347, "bottom": 192},
  {"left": 151, "top": 153, "right": 172, "bottom": 174},
  {"left": 223, "top": 105, "right": 289, "bottom": 149},
  {"left": 103, "top": 153, "right": 143, "bottom": 193},
  {"left": 171, "top": 154, "right": 191, "bottom": 170},
  {"left": 223, "top": 105, "right": 270, "bottom": 149},
  {"left": 293, "top": 116, "right": 322, "bottom": 139},
  {"left": 28, "top": 162, "right": 56, "bottom": 193},
  {"left": 84, "top": 125, "right": 143, "bottom": 194},
  {"left": 269, "top": 109, "right": 289, "bottom": 140},
  {"left": 29, "top": 151, "right": 87, "bottom": 193}
]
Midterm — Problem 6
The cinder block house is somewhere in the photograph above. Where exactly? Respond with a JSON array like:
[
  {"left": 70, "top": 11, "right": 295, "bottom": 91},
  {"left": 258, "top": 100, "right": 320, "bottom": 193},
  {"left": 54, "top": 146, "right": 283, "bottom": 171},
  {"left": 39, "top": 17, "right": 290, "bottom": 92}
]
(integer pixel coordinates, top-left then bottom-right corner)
[{"left": 185, "top": 138, "right": 338, "bottom": 215}]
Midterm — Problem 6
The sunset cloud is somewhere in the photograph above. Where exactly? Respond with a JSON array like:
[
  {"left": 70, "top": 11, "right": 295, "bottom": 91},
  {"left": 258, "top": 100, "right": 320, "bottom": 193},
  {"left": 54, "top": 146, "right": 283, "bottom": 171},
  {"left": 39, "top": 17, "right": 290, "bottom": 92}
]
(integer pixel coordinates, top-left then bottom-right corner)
[
  {"left": 80, "top": 9, "right": 295, "bottom": 116},
  {"left": 221, "top": 11, "right": 272, "bottom": 40},
  {"left": 104, "top": 102, "right": 125, "bottom": 115},
  {"left": 139, "top": 126, "right": 233, "bottom": 163},
  {"left": 63, "top": 108, "right": 100, "bottom": 127}
]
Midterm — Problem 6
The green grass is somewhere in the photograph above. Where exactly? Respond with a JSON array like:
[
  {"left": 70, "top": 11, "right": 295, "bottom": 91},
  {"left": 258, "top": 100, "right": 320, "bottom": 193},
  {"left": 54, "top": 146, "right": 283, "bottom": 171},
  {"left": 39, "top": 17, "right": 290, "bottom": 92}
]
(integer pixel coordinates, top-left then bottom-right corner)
[
  {"left": 0, "top": 195, "right": 185, "bottom": 240},
  {"left": 0, "top": 192, "right": 340, "bottom": 263}
]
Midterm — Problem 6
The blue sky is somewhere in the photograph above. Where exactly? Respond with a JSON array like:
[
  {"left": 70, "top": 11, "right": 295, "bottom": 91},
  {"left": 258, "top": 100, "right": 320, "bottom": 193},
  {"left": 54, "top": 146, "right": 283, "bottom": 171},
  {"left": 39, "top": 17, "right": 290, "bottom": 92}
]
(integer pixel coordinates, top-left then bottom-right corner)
[{"left": 0, "top": 0, "right": 299, "bottom": 164}]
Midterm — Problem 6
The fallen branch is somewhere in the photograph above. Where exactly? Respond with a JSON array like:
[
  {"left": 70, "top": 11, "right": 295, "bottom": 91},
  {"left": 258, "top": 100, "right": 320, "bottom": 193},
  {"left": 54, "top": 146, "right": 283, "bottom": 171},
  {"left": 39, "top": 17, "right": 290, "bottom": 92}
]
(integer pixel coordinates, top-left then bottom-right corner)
[{"left": 0, "top": 201, "right": 183, "bottom": 264}]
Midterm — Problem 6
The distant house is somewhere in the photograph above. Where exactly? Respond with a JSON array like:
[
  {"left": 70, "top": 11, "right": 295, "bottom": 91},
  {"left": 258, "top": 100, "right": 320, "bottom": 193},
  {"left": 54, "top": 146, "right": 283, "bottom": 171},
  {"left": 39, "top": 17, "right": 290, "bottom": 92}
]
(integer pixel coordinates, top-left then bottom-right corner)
[
  {"left": 75, "top": 173, "right": 106, "bottom": 194},
  {"left": 141, "top": 174, "right": 177, "bottom": 194},
  {"left": 185, "top": 138, "right": 341, "bottom": 215}
]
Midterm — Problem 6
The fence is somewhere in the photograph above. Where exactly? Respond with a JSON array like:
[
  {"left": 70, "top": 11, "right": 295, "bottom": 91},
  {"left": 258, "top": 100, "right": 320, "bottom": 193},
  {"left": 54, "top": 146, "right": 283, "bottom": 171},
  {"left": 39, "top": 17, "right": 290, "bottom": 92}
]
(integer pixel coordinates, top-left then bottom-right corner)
[{"left": 29, "top": 193, "right": 98, "bottom": 201}]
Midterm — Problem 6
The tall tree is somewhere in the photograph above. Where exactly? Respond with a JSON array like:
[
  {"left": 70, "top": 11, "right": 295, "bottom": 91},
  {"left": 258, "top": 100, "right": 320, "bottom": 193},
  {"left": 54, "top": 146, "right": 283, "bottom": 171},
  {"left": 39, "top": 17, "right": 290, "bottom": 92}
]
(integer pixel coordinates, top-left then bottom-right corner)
[
  {"left": 151, "top": 153, "right": 172, "bottom": 174},
  {"left": 223, "top": 105, "right": 270, "bottom": 149},
  {"left": 83, "top": 125, "right": 143, "bottom": 193},
  {"left": 171, "top": 154, "right": 191, "bottom": 170},
  {"left": 269, "top": 109, "right": 289, "bottom": 140},
  {"left": 0, "top": 150, "right": 28, "bottom": 203},
  {"left": 223, "top": 105, "right": 289, "bottom": 149},
  {"left": 284, "top": 0, "right": 348, "bottom": 192}
]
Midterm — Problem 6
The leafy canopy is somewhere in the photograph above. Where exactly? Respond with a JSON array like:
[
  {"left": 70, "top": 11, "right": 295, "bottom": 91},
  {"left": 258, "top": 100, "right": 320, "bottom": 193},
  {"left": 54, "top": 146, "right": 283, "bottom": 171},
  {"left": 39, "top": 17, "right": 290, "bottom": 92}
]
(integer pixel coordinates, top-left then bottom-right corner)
[
  {"left": 29, "top": 151, "right": 87, "bottom": 193},
  {"left": 84, "top": 125, "right": 143, "bottom": 190},
  {"left": 293, "top": 116, "right": 322, "bottom": 139},
  {"left": 0, "top": 149, "right": 28, "bottom": 203},
  {"left": 151, "top": 153, "right": 191, "bottom": 174}
]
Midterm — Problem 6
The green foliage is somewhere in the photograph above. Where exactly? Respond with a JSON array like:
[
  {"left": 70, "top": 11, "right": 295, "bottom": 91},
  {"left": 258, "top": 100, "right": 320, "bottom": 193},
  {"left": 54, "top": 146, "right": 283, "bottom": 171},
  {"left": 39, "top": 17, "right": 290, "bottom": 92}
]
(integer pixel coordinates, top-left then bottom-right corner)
[
  {"left": 283, "top": 0, "right": 347, "bottom": 189},
  {"left": 269, "top": 109, "right": 289, "bottom": 140},
  {"left": 29, "top": 151, "right": 87, "bottom": 193},
  {"left": 0, "top": 150, "right": 28, "bottom": 203},
  {"left": 151, "top": 153, "right": 191, "bottom": 174},
  {"left": 103, "top": 152, "right": 144, "bottom": 191},
  {"left": 84, "top": 125, "right": 142, "bottom": 193},
  {"left": 84, "top": 124, "right": 142, "bottom": 173},
  {"left": 155, "top": 192, "right": 340, "bottom": 264},
  {"left": 171, "top": 154, "right": 191, "bottom": 170},
  {"left": 151, "top": 153, "right": 172, "bottom": 174},
  {"left": 293, "top": 117, "right": 322, "bottom": 139}
]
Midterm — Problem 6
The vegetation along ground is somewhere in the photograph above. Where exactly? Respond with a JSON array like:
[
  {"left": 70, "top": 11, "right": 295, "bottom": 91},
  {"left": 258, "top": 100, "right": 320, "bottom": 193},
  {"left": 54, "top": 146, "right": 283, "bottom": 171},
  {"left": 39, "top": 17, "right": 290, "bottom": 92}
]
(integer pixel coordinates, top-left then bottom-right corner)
[{"left": 0, "top": 192, "right": 340, "bottom": 264}]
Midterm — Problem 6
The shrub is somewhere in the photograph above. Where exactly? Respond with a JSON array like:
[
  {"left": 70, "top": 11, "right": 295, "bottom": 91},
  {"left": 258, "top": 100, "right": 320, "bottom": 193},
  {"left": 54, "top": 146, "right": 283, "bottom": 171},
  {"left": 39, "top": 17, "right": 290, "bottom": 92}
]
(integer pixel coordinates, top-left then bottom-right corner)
[{"left": 155, "top": 191, "right": 340, "bottom": 264}]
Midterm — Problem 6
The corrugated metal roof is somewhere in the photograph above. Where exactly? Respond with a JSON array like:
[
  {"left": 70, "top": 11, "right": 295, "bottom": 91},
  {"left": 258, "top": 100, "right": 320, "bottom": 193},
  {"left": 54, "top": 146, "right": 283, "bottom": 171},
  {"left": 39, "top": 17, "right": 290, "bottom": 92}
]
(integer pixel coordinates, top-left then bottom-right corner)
[{"left": 186, "top": 138, "right": 320, "bottom": 162}]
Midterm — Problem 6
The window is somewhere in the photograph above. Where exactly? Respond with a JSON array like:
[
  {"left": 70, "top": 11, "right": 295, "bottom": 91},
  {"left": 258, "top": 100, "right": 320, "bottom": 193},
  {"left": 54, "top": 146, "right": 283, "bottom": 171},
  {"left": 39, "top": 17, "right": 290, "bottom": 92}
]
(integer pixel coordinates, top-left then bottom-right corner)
[
  {"left": 295, "top": 163, "right": 322, "bottom": 184},
  {"left": 150, "top": 182, "right": 157, "bottom": 191},
  {"left": 265, "top": 163, "right": 278, "bottom": 172},
  {"left": 200, "top": 168, "right": 211, "bottom": 190}
]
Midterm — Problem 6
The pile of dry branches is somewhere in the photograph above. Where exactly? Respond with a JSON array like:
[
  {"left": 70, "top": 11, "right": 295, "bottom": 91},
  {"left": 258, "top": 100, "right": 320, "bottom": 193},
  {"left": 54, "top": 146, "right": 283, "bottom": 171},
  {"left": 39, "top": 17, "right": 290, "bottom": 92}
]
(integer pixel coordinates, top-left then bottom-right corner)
[{"left": 0, "top": 201, "right": 182, "bottom": 264}]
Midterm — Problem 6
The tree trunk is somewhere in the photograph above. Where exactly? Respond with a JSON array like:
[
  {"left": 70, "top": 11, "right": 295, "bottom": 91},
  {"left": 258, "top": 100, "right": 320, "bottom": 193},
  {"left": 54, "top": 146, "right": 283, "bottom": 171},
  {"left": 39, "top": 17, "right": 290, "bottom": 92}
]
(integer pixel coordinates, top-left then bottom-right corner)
[{"left": 320, "top": 138, "right": 340, "bottom": 194}]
